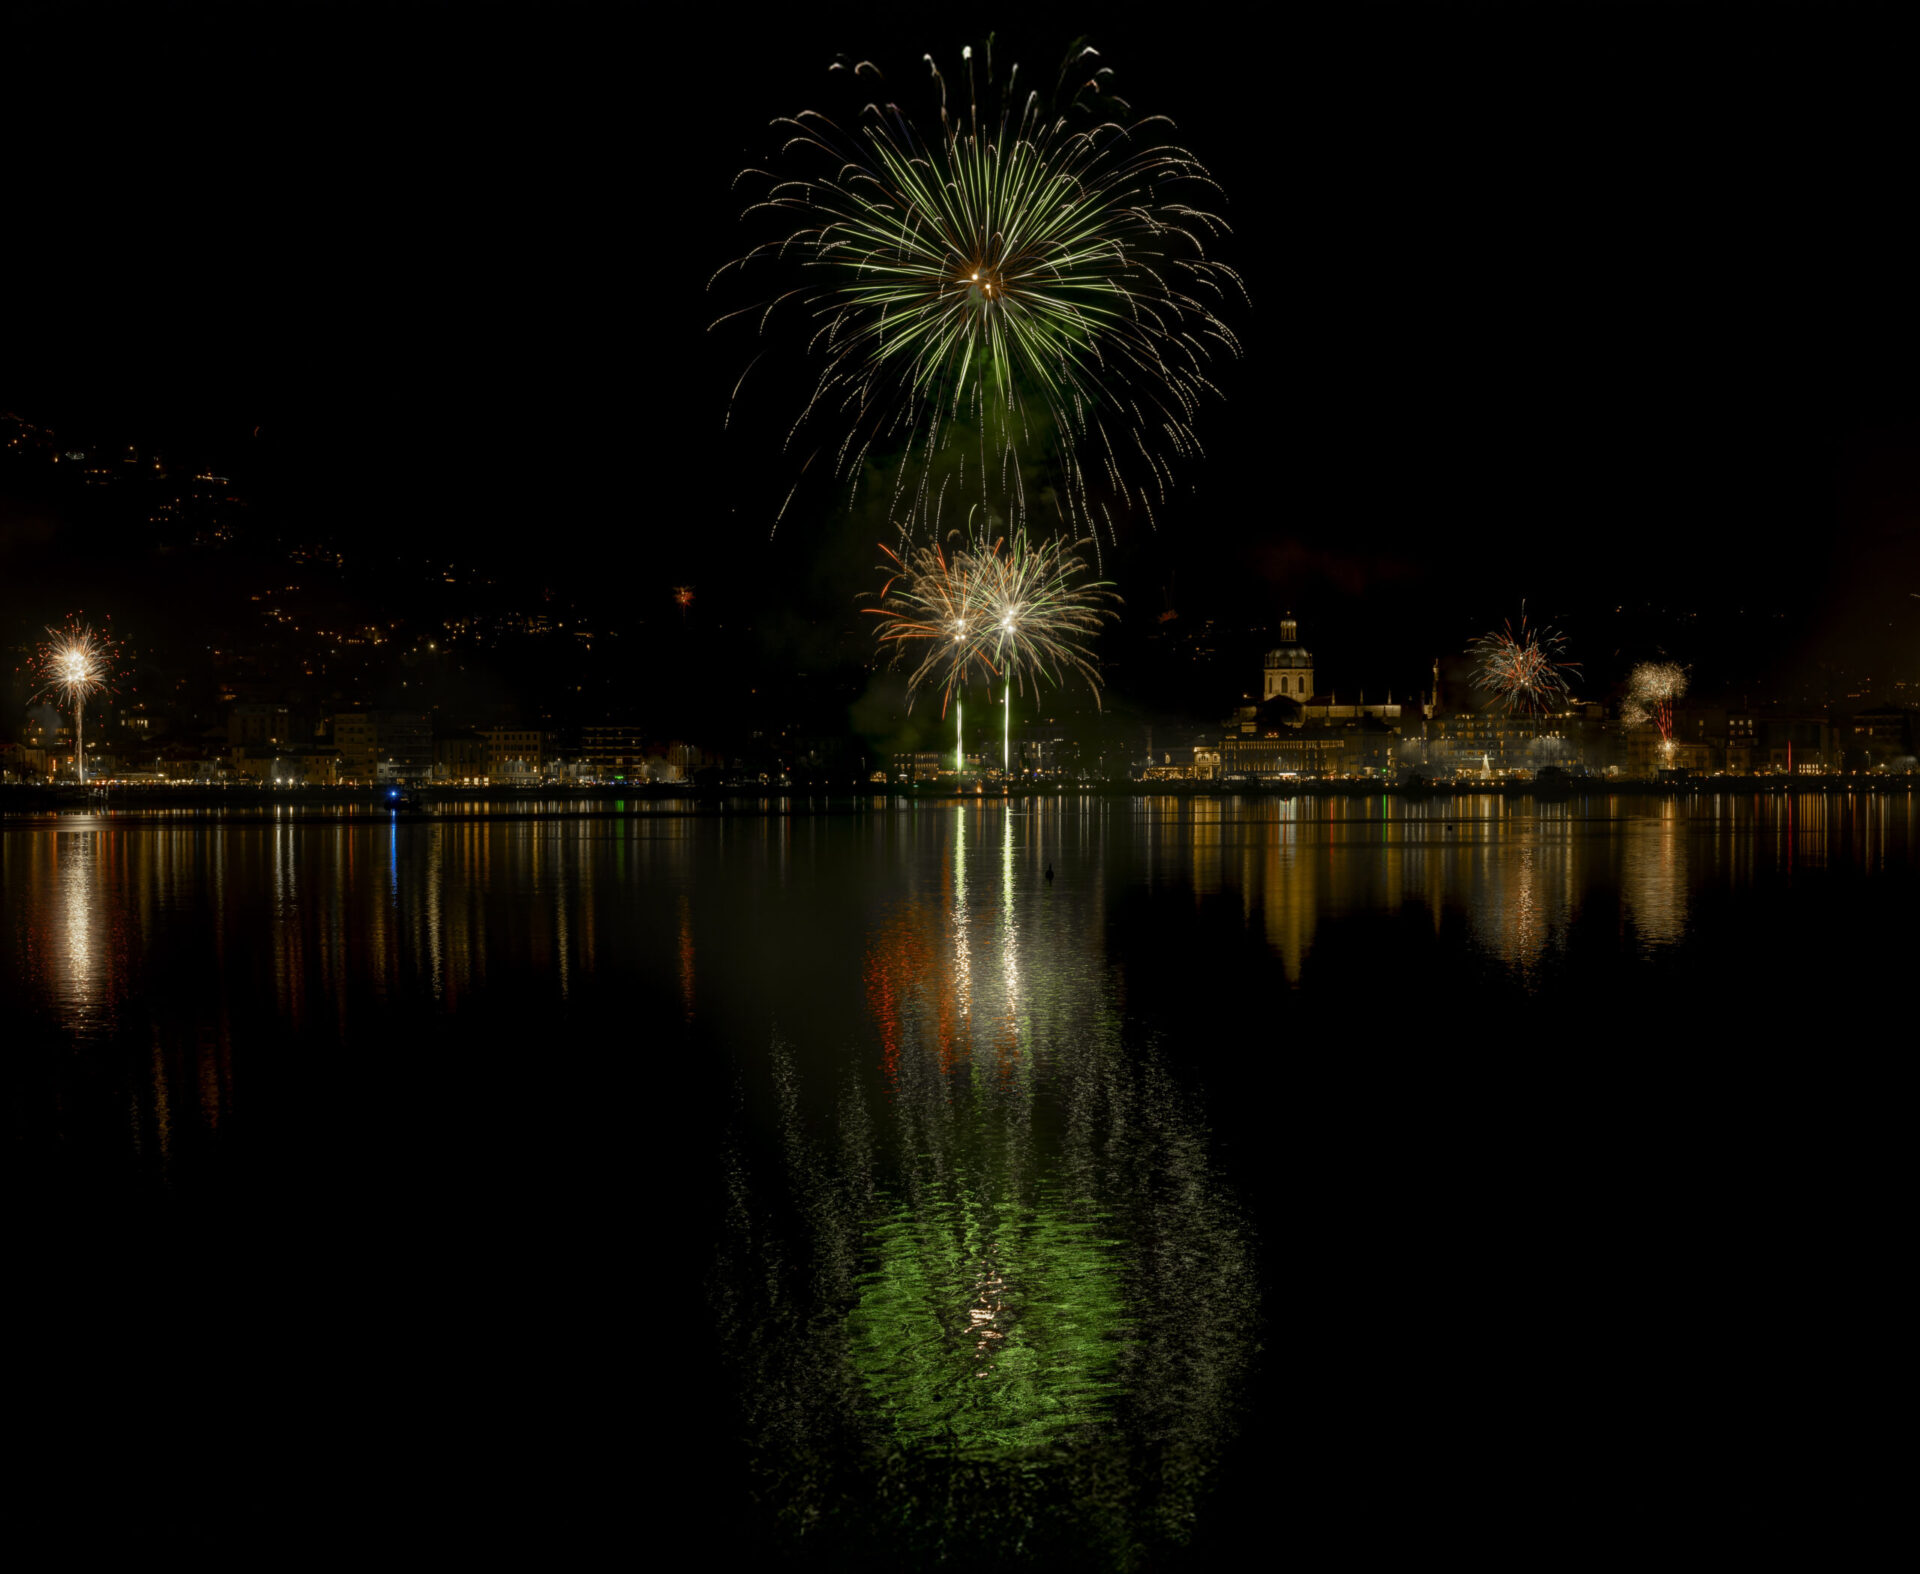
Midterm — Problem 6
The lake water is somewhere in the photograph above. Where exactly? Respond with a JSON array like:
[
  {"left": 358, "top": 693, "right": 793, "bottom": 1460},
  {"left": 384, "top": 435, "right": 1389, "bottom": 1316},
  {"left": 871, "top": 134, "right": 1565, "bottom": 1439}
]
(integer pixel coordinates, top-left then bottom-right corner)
[{"left": 4, "top": 794, "right": 1906, "bottom": 1557}]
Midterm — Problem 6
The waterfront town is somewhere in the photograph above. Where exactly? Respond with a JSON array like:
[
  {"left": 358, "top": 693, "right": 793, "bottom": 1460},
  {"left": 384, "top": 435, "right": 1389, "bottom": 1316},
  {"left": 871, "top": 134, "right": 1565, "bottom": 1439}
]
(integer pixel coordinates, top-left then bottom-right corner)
[
  {"left": 5, "top": 606, "right": 1912, "bottom": 790},
  {"left": 5, "top": 404, "right": 1916, "bottom": 790},
  {"left": 7, "top": 6, "right": 1912, "bottom": 1562}
]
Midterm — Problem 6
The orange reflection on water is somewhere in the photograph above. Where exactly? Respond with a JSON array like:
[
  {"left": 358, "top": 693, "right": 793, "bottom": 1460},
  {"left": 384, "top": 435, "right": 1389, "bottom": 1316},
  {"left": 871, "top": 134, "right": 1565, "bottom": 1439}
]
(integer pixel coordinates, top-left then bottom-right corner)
[
  {"left": 865, "top": 903, "right": 944, "bottom": 1086},
  {"left": 864, "top": 806, "right": 1039, "bottom": 1087}
]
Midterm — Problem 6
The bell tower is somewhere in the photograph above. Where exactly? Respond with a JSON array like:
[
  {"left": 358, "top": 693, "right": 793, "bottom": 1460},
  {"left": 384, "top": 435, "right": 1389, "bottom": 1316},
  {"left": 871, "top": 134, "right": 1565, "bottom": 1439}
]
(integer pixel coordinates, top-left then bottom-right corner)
[{"left": 1262, "top": 616, "right": 1315, "bottom": 701}]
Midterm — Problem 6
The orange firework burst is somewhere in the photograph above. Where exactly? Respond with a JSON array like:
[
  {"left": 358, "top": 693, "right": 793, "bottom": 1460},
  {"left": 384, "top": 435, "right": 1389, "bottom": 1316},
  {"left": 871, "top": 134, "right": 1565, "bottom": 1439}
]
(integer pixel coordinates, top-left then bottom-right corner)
[{"left": 1468, "top": 607, "right": 1579, "bottom": 716}]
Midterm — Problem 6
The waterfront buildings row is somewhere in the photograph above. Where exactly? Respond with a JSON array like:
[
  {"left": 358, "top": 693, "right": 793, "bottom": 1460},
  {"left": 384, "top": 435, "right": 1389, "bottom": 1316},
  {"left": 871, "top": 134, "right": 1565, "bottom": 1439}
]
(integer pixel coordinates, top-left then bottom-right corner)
[
  {"left": 0, "top": 704, "right": 717, "bottom": 786},
  {"left": 7, "top": 611, "right": 1918, "bottom": 787},
  {"left": 1158, "top": 619, "right": 1914, "bottom": 782}
]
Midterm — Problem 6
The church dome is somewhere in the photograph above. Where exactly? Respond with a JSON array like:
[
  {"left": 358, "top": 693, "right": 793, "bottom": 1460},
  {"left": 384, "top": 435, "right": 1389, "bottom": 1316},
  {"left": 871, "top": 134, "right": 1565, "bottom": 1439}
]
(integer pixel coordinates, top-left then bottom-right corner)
[{"left": 1264, "top": 616, "right": 1312, "bottom": 669}]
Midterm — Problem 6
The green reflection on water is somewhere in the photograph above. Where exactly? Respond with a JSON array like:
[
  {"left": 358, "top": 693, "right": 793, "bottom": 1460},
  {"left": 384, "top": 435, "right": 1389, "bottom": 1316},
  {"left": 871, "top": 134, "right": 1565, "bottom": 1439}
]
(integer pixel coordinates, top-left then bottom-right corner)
[{"left": 849, "top": 1183, "right": 1127, "bottom": 1454}]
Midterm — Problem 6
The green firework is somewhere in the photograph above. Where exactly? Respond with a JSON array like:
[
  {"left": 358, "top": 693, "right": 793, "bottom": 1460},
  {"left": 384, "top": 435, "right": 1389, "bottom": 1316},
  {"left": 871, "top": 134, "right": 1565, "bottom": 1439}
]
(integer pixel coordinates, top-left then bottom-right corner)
[{"left": 715, "top": 38, "right": 1245, "bottom": 547}]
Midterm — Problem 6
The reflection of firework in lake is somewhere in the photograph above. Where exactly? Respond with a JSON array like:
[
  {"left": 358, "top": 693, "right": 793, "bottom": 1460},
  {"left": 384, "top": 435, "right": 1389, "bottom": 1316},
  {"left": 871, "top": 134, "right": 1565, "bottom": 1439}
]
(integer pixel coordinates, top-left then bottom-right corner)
[
  {"left": 34, "top": 616, "right": 124, "bottom": 785},
  {"left": 715, "top": 39, "right": 1245, "bottom": 549},
  {"left": 1627, "top": 661, "right": 1687, "bottom": 752},
  {"left": 1468, "top": 608, "right": 1578, "bottom": 715}
]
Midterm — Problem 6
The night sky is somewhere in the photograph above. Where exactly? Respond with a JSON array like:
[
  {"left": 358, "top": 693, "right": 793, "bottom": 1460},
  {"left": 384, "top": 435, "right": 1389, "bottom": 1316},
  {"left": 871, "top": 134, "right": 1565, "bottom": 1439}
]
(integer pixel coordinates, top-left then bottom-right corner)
[{"left": 7, "top": 1, "right": 1919, "bottom": 708}]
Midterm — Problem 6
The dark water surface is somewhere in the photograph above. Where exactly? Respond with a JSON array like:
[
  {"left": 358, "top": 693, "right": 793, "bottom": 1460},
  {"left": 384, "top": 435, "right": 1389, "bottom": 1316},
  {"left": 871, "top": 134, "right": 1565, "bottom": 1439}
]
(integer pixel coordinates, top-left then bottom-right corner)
[{"left": 5, "top": 795, "right": 1904, "bottom": 1555}]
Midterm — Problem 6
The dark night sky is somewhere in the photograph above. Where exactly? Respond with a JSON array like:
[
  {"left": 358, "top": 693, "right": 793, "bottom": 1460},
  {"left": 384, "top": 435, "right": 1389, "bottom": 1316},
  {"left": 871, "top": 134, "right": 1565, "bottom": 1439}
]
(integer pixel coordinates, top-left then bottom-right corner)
[{"left": 6, "top": 1, "right": 1920, "bottom": 703}]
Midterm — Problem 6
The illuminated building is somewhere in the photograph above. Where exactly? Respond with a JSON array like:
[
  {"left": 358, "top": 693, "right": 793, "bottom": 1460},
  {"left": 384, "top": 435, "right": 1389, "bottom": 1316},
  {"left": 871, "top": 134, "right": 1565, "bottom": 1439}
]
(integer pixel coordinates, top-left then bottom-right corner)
[
  {"left": 1256, "top": 617, "right": 1405, "bottom": 721},
  {"left": 1140, "top": 741, "right": 1221, "bottom": 780},
  {"left": 1426, "top": 712, "right": 1579, "bottom": 776},
  {"left": 372, "top": 710, "right": 432, "bottom": 783},
  {"left": 481, "top": 727, "right": 543, "bottom": 782},
  {"left": 1261, "top": 617, "right": 1314, "bottom": 700},
  {"left": 1221, "top": 726, "right": 1376, "bottom": 779},
  {"left": 332, "top": 711, "right": 376, "bottom": 778},
  {"left": 331, "top": 709, "right": 432, "bottom": 783},
  {"left": 890, "top": 750, "right": 948, "bottom": 782},
  {"left": 1224, "top": 616, "right": 1407, "bottom": 776},
  {"left": 1845, "top": 704, "right": 1916, "bottom": 768},
  {"left": 1758, "top": 716, "right": 1835, "bottom": 774},
  {"left": 434, "top": 733, "right": 489, "bottom": 783},
  {"left": 254, "top": 750, "right": 341, "bottom": 785},
  {"left": 581, "top": 724, "right": 647, "bottom": 780}
]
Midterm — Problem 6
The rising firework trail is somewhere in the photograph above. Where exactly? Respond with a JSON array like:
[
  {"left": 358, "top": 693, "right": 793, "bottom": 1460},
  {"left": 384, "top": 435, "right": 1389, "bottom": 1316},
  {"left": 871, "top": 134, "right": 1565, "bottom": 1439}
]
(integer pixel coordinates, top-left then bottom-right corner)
[
  {"left": 714, "top": 37, "right": 1245, "bottom": 553},
  {"left": 34, "top": 616, "right": 123, "bottom": 785},
  {"left": 1468, "top": 608, "right": 1579, "bottom": 716}
]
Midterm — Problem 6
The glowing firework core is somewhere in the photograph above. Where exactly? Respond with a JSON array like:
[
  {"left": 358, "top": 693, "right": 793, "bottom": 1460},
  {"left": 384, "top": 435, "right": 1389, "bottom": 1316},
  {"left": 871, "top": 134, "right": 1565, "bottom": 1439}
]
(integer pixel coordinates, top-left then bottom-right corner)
[
  {"left": 1469, "top": 608, "right": 1579, "bottom": 716},
  {"left": 960, "top": 261, "right": 1013, "bottom": 312},
  {"left": 35, "top": 617, "right": 121, "bottom": 787}
]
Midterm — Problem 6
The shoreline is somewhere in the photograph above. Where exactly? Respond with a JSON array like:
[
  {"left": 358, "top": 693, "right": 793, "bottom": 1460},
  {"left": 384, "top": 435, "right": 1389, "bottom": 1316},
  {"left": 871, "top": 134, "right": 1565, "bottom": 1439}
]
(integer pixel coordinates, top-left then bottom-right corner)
[{"left": 2, "top": 775, "right": 1915, "bottom": 820}]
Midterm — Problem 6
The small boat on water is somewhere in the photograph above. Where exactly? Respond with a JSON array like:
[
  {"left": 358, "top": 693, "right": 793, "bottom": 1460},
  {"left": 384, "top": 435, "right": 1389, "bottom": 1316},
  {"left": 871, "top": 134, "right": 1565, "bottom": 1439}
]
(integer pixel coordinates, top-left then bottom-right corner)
[{"left": 384, "top": 786, "right": 425, "bottom": 812}]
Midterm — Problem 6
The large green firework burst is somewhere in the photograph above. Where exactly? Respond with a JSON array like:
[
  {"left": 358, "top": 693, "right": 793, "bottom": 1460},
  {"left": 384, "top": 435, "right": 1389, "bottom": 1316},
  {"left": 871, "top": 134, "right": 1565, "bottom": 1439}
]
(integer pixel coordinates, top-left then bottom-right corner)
[{"left": 715, "top": 38, "right": 1245, "bottom": 551}]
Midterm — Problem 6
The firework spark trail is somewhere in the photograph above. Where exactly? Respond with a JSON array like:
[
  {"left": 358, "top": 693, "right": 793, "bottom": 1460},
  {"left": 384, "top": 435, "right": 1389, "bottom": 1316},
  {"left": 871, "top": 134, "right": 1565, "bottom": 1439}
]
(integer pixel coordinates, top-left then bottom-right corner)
[
  {"left": 973, "top": 531, "right": 1119, "bottom": 769},
  {"left": 714, "top": 38, "right": 1245, "bottom": 552},
  {"left": 1468, "top": 608, "right": 1580, "bottom": 716},
  {"left": 866, "top": 530, "right": 1119, "bottom": 769},
  {"left": 866, "top": 536, "right": 998, "bottom": 720},
  {"left": 1627, "top": 661, "right": 1687, "bottom": 753},
  {"left": 972, "top": 531, "right": 1118, "bottom": 698},
  {"left": 34, "top": 616, "right": 124, "bottom": 785}
]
